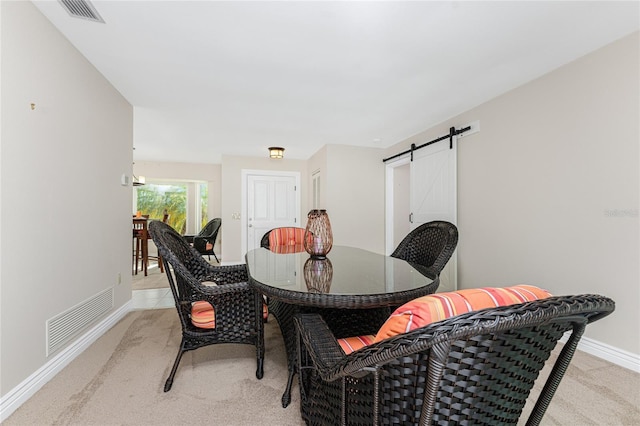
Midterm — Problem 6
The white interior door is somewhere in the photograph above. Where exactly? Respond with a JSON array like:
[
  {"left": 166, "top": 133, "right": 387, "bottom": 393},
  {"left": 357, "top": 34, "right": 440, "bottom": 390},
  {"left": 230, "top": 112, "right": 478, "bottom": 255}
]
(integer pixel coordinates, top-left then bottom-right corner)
[
  {"left": 246, "top": 173, "right": 299, "bottom": 252},
  {"left": 409, "top": 136, "right": 457, "bottom": 291}
]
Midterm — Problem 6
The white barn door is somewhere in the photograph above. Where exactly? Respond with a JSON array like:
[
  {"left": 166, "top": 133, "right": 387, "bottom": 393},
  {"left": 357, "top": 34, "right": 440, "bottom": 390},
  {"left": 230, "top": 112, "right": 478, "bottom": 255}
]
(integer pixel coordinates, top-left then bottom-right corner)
[{"left": 409, "top": 136, "right": 457, "bottom": 291}]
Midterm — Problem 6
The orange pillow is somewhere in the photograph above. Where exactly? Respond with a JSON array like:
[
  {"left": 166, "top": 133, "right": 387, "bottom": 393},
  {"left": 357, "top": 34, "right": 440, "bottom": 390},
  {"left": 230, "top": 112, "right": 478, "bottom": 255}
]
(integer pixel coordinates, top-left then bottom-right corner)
[{"left": 374, "top": 285, "right": 552, "bottom": 343}]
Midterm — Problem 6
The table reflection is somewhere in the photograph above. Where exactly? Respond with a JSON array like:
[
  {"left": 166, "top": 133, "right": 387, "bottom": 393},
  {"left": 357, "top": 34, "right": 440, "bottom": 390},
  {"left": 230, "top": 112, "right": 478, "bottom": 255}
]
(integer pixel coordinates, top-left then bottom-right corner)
[{"left": 303, "top": 258, "right": 333, "bottom": 293}]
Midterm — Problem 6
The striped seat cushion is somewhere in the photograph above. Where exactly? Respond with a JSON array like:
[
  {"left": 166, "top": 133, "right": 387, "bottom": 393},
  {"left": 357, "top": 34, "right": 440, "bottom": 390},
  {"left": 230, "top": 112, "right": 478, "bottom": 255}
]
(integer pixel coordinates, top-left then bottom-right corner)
[
  {"left": 191, "top": 301, "right": 216, "bottom": 329},
  {"left": 337, "top": 334, "right": 376, "bottom": 354},
  {"left": 190, "top": 301, "right": 269, "bottom": 329},
  {"left": 337, "top": 285, "right": 551, "bottom": 354}
]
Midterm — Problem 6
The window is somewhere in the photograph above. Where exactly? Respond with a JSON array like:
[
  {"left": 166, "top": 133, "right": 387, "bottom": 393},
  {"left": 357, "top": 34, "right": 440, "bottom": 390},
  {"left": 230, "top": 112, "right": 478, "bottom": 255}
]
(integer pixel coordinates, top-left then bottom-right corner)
[
  {"left": 136, "top": 181, "right": 208, "bottom": 235},
  {"left": 136, "top": 183, "right": 187, "bottom": 233},
  {"left": 199, "top": 182, "right": 208, "bottom": 229}
]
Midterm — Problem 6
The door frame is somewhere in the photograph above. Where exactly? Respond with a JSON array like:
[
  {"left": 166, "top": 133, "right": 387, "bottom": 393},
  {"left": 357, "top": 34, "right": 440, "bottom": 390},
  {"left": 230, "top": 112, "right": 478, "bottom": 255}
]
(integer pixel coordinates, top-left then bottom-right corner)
[
  {"left": 241, "top": 169, "right": 301, "bottom": 256},
  {"left": 384, "top": 156, "right": 411, "bottom": 255}
]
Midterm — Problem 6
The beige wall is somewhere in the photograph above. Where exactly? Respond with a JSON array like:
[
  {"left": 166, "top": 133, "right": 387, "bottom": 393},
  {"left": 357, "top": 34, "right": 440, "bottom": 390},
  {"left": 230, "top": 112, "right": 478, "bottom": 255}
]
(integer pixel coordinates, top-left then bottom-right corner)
[
  {"left": 221, "top": 155, "right": 309, "bottom": 262},
  {"left": 325, "top": 145, "right": 387, "bottom": 253},
  {"left": 1, "top": 1, "right": 133, "bottom": 394},
  {"left": 384, "top": 32, "right": 639, "bottom": 355}
]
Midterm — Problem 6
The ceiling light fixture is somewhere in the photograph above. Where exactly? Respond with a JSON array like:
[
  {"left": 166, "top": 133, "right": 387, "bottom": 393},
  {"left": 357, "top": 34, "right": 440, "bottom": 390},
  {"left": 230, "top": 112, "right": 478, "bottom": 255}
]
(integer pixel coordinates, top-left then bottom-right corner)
[
  {"left": 268, "top": 147, "right": 285, "bottom": 159},
  {"left": 133, "top": 174, "right": 145, "bottom": 186}
]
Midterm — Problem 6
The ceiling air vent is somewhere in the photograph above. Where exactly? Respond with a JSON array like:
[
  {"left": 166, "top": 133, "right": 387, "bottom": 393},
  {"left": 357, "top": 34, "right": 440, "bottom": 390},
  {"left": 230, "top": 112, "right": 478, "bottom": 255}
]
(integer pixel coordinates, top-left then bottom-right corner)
[{"left": 59, "top": 0, "right": 105, "bottom": 23}]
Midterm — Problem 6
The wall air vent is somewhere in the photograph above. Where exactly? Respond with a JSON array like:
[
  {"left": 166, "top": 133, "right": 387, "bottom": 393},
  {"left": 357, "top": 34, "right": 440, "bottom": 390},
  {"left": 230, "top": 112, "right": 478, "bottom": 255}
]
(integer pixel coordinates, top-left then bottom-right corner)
[
  {"left": 46, "top": 288, "right": 114, "bottom": 356},
  {"left": 59, "top": 0, "right": 105, "bottom": 23}
]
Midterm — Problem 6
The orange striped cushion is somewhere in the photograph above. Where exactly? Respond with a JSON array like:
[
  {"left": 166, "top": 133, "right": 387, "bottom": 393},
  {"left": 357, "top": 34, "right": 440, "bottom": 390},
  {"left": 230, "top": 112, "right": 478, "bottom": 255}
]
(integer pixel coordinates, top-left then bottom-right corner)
[
  {"left": 268, "top": 228, "right": 311, "bottom": 248},
  {"left": 374, "top": 285, "right": 552, "bottom": 342},
  {"left": 191, "top": 301, "right": 269, "bottom": 329},
  {"left": 337, "top": 335, "right": 376, "bottom": 354},
  {"left": 191, "top": 301, "right": 215, "bottom": 329}
]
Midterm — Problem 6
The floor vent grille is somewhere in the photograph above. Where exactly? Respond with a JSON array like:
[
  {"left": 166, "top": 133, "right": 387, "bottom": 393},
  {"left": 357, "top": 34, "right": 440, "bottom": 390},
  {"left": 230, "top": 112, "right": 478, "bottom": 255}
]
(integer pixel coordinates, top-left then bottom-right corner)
[
  {"left": 46, "top": 288, "right": 114, "bottom": 356},
  {"left": 59, "top": 0, "right": 105, "bottom": 23}
]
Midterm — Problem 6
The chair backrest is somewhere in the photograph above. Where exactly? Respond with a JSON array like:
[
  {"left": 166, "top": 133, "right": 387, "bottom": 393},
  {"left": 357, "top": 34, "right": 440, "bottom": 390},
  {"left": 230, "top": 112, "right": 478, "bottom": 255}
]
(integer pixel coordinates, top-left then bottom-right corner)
[
  {"left": 297, "top": 294, "right": 615, "bottom": 425},
  {"left": 148, "top": 221, "right": 220, "bottom": 316},
  {"left": 260, "top": 227, "right": 310, "bottom": 249},
  {"left": 198, "top": 218, "right": 221, "bottom": 239},
  {"left": 391, "top": 220, "right": 458, "bottom": 274}
]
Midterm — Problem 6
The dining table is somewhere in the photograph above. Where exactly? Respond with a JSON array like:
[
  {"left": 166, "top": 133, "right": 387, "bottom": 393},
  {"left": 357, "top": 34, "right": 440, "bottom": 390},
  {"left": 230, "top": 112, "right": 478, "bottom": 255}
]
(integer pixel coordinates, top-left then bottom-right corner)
[{"left": 245, "top": 245, "right": 439, "bottom": 408}]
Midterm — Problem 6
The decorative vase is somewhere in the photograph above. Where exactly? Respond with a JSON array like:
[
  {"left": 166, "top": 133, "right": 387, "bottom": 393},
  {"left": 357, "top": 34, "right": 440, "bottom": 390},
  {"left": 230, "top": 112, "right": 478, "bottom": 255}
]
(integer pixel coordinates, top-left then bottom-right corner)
[
  {"left": 303, "top": 258, "right": 333, "bottom": 293},
  {"left": 303, "top": 209, "right": 333, "bottom": 259}
]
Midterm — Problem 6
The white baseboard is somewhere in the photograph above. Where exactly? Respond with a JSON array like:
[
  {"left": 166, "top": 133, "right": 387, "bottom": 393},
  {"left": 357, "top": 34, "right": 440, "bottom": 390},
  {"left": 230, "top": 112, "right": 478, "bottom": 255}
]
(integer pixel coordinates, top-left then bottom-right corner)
[
  {"left": 561, "top": 334, "right": 640, "bottom": 373},
  {"left": 0, "top": 301, "right": 132, "bottom": 423}
]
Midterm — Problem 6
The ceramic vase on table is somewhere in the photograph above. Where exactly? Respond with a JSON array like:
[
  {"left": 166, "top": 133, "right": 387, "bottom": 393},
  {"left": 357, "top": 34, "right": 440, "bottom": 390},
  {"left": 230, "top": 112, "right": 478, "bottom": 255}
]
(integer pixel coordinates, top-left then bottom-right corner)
[{"left": 303, "top": 209, "right": 333, "bottom": 259}]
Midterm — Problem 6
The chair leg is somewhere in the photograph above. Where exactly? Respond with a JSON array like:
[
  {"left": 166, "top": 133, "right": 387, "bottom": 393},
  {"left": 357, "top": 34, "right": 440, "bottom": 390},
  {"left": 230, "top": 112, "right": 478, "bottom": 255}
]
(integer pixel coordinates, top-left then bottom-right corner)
[
  {"left": 164, "top": 345, "right": 186, "bottom": 392},
  {"left": 213, "top": 251, "right": 220, "bottom": 263}
]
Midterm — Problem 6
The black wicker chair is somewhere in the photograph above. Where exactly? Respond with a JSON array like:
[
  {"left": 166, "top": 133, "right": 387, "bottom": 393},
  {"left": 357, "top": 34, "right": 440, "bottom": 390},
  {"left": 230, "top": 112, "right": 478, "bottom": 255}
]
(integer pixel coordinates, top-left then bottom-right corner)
[
  {"left": 148, "top": 220, "right": 264, "bottom": 392},
  {"left": 183, "top": 218, "right": 221, "bottom": 262},
  {"left": 294, "top": 294, "right": 614, "bottom": 425},
  {"left": 391, "top": 221, "right": 458, "bottom": 275}
]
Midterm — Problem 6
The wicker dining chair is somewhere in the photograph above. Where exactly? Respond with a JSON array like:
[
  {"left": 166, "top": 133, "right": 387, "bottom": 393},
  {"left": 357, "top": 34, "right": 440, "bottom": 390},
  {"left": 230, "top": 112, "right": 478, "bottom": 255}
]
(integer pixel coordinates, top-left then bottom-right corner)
[
  {"left": 294, "top": 293, "right": 615, "bottom": 426},
  {"left": 148, "top": 220, "right": 264, "bottom": 392},
  {"left": 391, "top": 221, "right": 458, "bottom": 275},
  {"left": 183, "top": 218, "right": 221, "bottom": 262}
]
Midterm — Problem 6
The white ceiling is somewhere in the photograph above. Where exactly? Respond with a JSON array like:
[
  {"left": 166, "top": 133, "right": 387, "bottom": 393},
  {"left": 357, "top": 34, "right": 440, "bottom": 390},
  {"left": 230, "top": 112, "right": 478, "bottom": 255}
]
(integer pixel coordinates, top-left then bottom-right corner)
[{"left": 33, "top": 1, "right": 639, "bottom": 164}]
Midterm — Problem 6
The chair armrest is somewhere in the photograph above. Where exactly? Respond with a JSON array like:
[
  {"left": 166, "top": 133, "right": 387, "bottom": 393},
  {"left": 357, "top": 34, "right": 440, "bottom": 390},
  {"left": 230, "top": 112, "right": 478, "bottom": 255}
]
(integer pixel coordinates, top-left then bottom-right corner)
[
  {"left": 202, "top": 264, "right": 249, "bottom": 284},
  {"left": 294, "top": 314, "right": 348, "bottom": 376},
  {"left": 196, "top": 280, "right": 252, "bottom": 297}
]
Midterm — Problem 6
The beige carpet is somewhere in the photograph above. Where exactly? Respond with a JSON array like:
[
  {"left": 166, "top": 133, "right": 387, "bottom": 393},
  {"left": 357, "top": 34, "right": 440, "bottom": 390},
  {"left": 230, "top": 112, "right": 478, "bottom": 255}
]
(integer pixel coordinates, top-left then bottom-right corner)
[
  {"left": 5, "top": 308, "right": 640, "bottom": 425},
  {"left": 6, "top": 310, "right": 303, "bottom": 426}
]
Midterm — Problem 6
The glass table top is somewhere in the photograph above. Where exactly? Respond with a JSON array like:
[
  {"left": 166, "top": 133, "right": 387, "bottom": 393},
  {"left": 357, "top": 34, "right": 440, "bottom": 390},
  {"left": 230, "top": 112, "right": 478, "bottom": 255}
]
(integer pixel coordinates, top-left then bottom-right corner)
[{"left": 245, "top": 245, "right": 436, "bottom": 297}]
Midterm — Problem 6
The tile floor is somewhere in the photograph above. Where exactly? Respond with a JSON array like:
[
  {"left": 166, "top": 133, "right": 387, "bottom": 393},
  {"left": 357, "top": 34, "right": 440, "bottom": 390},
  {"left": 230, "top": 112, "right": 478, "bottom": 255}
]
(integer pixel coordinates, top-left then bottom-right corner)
[
  {"left": 132, "top": 287, "right": 174, "bottom": 310},
  {"left": 131, "top": 264, "right": 174, "bottom": 310}
]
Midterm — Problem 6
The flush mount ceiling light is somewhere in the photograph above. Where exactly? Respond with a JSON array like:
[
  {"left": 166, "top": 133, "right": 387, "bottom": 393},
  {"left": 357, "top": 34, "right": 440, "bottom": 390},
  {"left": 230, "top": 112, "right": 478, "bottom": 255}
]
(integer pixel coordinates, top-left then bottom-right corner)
[{"left": 268, "top": 147, "right": 285, "bottom": 159}]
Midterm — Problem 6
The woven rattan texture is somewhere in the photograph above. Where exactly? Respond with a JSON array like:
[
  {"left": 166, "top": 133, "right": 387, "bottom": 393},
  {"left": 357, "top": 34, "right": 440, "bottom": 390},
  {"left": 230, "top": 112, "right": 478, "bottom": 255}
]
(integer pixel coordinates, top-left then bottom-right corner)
[
  {"left": 295, "top": 294, "right": 614, "bottom": 425},
  {"left": 148, "top": 220, "right": 264, "bottom": 392},
  {"left": 391, "top": 221, "right": 458, "bottom": 275}
]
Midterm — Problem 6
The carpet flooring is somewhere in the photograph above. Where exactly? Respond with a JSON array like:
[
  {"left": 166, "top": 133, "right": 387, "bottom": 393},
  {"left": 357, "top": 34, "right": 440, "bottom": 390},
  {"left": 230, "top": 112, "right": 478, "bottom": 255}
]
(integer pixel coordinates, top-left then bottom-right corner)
[{"left": 5, "top": 309, "right": 639, "bottom": 425}]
